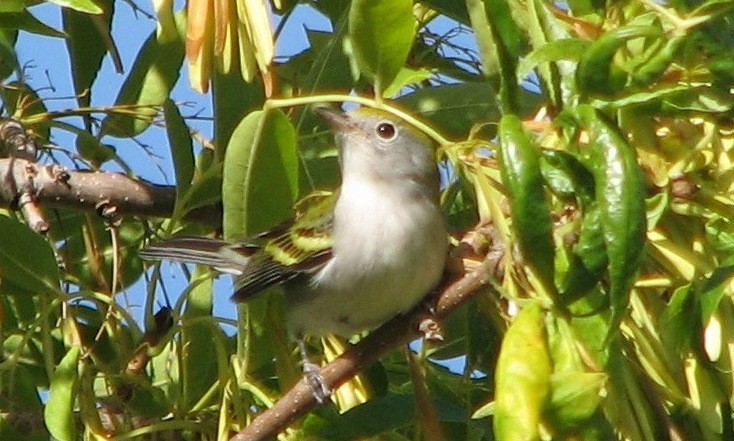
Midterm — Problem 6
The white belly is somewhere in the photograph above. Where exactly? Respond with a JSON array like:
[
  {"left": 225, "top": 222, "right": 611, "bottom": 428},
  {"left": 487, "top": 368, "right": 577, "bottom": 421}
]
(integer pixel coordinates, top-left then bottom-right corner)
[{"left": 285, "top": 180, "right": 447, "bottom": 336}]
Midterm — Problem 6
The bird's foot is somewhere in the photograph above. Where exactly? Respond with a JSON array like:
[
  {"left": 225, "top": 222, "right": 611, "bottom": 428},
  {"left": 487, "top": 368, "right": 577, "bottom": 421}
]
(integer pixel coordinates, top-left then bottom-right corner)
[
  {"left": 417, "top": 316, "right": 444, "bottom": 342},
  {"left": 417, "top": 298, "right": 444, "bottom": 342},
  {"left": 298, "top": 339, "right": 331, "bottom": 403},
  {"left": 302, "top": 361, "right": 331, "bottom": 403}
]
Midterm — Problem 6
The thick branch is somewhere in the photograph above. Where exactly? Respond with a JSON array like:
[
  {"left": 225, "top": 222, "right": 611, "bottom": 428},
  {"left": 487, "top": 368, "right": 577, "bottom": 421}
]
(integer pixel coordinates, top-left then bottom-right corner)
[
  {"left": 0, "top": 158, "right": 221, "bottom": 227},
  {"left": 231, "top": 255, "right": 499, "bottom": 441}
]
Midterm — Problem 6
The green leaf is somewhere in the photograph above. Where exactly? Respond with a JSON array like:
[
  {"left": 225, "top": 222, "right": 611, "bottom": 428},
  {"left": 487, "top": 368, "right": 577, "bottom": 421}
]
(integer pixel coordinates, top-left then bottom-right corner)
[
  {"left": 181, "top": 149, "right": 222, "bottom": 212},
  {"left": 382, "top": 66, "right": 432, "bottom": 98},
  {"left": 304, "top": 392, "right": 472, "bottom": 439},
  {"left": 180, "top": 267, "right": 220, "bottom": 412},
  {"left": 304, "top": 394, "right": 415, "bottom": 438},
  {"left": 592, "top": 84, "right": 734, "bottom": 113},
  {"left": 1, "top": 82, "right": 51, "bottom": 142},
  {"left": 0, "top": 364, "right": 42, "bottom": 413},
  {"left": 419, "top": 0, "right": 470, "bottom": 23},
  {"left": 52, "top": 214, "right": 144, "bottom": 291},
  {"left": 567, "top": 0, "right": 604, "bottom": 15},
  {"left": 2, "top": 335, "right": 48, "bottom": 382},
  {"left": 631, "top": 35, "right": 685, "bottom": 87},
  {"left": 660, "top": 285, "right": 697, "bottom": 351},
  {"left": 545, "top": 372, "right": 606, "bottom": 433},
  {"left": 465, "top": 0, "right": 503, "bottom": 79},
  {"left": 546, "top": 315, "right": 583, "bottom": 373},
  {"left": 0, "top": 11, "right": 65, "bottom": 37},
  {"left": 487, "top": 0, "right": 526, "bottom": 58},
  {"left": 348, "top": 0, "right": 416, "bottom": 94},
  {"left": 285, "top": 28, "right": 355, "bottom": 93},
  {"left": 662, "top": 86, "right": 734, "bottom": 113},
  {"left": 0, "top": 0, "right": 23, "bottom": 13},
  {"left": 0, "top": 28, "right": 18, "bottom": 80},
  {"left": 222, "top": 109, "right": 299, "bottom": 238},
  {"left": 47, "top": 0, "right": 103, "bottom": 14},
  {"left": 398, "top": 82, "right": 505, "bottom": 139},
  {"left": 705, "top": 216, "right": 734, "bottom": 253},
  {"left": 212, "top": 63, "right": 266, "bottom": 159},
  {"left": 163, "top": 99, "right": 194, "bottom": 206},
  {"left": 577, "top": 25, "right": 661, "bottom": 96},
  {"left": 1, "top": 284, "right": 40, "bottom": 329},
  {"left": 690, "top": 0, "right": 734, "bottom": 20},
  {"left": 68, "top": 308, "right": 124, "bottom": 371},
  {"left": 521, "top": 0, "right": 576, "bottom": 106},
  {"left": 604, "top": 337, "right": 662, "bottom": 441},
  {"left": 125, "top": 384, "right": 171, "bottom": 418},
  {"left": 63, "top": 0, "right": 114, "bottom": 112},
  {"left": 569, "top": 305, "right": 609, "bottom": 367},
  {"left": 471, "top": 401, "right": 494, "bottom": 419},
  {"left": 426, "top": 301, "right": 470, "bottom": 360},
  {"left": 100, "top": 10, "right": 185, "bottom": 137},
  {"left": 465, "top": 0, "right": 522, "bottom": 111},
  {"left": 645, "top": 192, "right": 668, "bottom": 230},
  {"left": 0, "top": 215, "right": 60, "bottom": 294},
  {"left": 466, "top": 299, "right": 502, "bottom": 372},
  {"left": 699, "top": 261, "right": 734, "bottom": 322},
  {"left": 44, "top": 346, "right": 81, "bottom": 441},
  {"left": 517, "top": 38, "right": 589, "bottom": 84},
  {"left": 75, "top": 130, "right": 116, "bottom": 167}
]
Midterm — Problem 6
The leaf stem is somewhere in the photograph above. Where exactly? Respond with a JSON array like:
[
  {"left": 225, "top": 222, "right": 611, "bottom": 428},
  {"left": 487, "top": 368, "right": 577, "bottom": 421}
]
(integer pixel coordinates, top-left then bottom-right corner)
[{"left": 265, "top": 95, "right": 453, "bottom": 147}]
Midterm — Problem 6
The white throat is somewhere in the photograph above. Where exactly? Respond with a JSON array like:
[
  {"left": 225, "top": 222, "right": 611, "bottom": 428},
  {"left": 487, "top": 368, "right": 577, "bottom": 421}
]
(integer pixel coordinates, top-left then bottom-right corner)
[{"left": 286, "top": 175, "right": 447, "bottom": 336}]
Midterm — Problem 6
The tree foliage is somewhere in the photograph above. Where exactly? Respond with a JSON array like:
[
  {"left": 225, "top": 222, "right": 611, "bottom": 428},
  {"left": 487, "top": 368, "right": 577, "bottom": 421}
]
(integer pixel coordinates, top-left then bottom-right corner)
[{"left": 1, "top": 0, "right": 734, "bottom": 440}]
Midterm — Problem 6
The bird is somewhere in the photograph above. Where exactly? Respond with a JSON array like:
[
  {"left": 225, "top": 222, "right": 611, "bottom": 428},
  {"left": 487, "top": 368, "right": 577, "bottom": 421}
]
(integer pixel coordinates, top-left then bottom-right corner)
[{"left": 140, "top": 106, "right": 448, "bottom": 398}]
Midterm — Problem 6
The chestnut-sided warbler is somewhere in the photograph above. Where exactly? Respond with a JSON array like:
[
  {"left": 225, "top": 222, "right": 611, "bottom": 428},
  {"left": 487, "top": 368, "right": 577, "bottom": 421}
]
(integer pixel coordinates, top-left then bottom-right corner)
[{"left": 141, "top": 107, "right": 447, "bottom": 395}]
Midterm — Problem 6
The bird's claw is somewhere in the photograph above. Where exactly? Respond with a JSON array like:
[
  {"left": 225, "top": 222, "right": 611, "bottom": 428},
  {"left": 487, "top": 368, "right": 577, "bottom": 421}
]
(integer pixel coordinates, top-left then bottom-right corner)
[
  {"left": 302, "top": 361, "right": 331, "bottom": 403},
  {"left": 418, "top": 317, "right": 444, "bottom": 342}
]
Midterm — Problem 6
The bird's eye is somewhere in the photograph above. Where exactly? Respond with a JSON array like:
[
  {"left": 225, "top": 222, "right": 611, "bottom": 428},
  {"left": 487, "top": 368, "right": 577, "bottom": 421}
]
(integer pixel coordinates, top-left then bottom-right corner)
[{"left": 375, "top": 122, "right": 397, "bottom": 140}]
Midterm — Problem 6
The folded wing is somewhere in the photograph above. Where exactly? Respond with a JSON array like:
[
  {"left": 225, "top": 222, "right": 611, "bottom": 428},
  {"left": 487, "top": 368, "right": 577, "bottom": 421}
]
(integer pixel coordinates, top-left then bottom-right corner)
[{"left": 140, "top": 191, "right": 336, "bottom": 302}]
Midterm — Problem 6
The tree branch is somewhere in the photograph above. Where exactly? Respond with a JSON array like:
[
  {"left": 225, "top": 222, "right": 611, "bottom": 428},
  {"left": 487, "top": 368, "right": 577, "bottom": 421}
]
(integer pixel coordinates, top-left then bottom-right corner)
[
  {"left": 231, "top": 251, "right": 501, "bottom": 441},
  {"left": 0, "top": 157, "right": 221, "bottom": 227}
]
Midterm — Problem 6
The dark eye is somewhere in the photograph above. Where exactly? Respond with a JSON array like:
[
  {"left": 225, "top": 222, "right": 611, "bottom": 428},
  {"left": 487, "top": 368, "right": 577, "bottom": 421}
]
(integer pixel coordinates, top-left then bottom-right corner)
[{"left": 376, "top": 122, "right": 397, "bottom": 140}]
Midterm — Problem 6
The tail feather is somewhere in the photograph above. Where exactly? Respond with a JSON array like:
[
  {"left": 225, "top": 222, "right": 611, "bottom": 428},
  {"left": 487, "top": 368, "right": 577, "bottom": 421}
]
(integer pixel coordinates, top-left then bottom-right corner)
[{"left": 140, "top": 236, "right": 253, "bottom": 275}]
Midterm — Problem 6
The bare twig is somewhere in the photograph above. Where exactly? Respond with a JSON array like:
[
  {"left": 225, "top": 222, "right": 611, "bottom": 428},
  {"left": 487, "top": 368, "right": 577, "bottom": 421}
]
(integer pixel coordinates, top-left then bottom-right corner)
[
  {"left": 409, "top": 349, "right": 447, "bottom": 441},
  {"left": 231, "top": 255, "right": 499, "bottom": 441},
  {"left": 0, "top": 157, "right": 221, "bottom": 226},
  {"left": 1, "top": 119, "right": 48, "bottom": 232}
]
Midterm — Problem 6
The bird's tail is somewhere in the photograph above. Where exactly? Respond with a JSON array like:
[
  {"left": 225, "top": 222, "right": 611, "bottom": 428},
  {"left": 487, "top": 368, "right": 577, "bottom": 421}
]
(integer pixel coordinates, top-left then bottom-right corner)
[{"left": 139, "top": 236, "right": 254, "bottom": 275}]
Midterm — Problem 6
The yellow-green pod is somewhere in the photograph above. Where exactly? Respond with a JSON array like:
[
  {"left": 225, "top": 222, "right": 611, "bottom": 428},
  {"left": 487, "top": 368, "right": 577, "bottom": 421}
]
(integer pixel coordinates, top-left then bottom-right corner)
[{"left": 493, "top": 302, "right": 552, "bottom": 441}]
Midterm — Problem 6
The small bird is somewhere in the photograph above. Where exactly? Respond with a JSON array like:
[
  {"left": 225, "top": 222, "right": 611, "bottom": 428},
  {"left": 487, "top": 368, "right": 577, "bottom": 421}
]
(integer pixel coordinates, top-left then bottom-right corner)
[{"left": 140, "top": 106, "right": 448, "bottom": 397}]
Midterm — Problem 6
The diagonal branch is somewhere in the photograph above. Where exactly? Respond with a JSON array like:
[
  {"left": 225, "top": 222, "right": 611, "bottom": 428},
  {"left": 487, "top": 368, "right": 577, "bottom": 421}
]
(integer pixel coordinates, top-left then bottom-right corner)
[
  {"left": 0, "top": 157, "right": 221, "bottom": 227},
  {"left": 230, "top": 251, "right": 502, "bottom": 441}
]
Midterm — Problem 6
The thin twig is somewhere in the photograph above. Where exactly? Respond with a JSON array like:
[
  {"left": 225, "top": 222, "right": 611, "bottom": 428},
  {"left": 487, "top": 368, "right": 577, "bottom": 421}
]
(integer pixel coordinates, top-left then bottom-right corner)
[{"left": 0, "top": 157, "right": 221, "bottom": 226}]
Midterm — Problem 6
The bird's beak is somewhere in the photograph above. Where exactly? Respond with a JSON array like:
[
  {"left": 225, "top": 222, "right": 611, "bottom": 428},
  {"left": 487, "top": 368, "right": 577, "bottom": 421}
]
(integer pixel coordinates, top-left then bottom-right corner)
[{"left": 315, "top": 107, "right": 350, "bottom": 131}]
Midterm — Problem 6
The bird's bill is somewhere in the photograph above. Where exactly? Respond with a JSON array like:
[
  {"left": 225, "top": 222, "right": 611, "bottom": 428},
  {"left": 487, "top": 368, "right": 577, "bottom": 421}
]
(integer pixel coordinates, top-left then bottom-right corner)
[{"left": 315, "top": 106, "right": 350, "bottom": 131}]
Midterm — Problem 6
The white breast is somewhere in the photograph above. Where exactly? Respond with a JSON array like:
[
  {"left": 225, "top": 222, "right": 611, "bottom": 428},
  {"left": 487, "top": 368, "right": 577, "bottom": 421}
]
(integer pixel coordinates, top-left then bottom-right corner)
[{"left": 286, "top": 178, "right": 447, "bottom": 336}]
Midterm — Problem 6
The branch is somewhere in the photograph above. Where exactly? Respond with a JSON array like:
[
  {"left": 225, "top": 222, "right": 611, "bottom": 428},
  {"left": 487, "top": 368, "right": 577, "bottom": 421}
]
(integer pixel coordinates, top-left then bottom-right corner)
[
  {"left": 231, "top": 251, "right": 501, "bottom": 441},
  {"left": 0, "top": 157, "right": 221, "bottom": 227}
]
